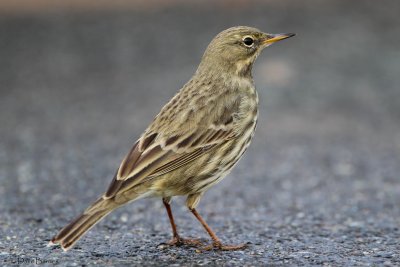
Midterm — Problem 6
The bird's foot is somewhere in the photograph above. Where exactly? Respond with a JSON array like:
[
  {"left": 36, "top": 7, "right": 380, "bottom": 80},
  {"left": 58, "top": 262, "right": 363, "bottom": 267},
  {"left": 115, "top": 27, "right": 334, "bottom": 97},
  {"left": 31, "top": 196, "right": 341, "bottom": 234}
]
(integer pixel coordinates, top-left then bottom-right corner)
[
  {"left": 159, "top": 236, "right": 204, "bottom": 248},
  {"left": 202, "top": 241, "right": 248, "bottom": 251}
]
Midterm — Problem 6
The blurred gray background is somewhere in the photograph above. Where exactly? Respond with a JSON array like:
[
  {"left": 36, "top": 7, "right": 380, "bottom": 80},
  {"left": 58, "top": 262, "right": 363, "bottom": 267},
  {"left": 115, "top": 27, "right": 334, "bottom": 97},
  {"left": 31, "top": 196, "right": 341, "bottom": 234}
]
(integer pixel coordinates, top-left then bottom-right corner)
[{"left": 1, "top": 0, "right": 399, "bottom": 266}]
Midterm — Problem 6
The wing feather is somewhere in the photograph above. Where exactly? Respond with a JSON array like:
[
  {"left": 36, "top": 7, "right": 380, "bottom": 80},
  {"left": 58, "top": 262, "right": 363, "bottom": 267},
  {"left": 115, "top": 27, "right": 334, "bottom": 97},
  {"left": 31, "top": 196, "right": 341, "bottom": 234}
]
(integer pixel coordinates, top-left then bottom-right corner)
[
  {"left": 104, "top": 126, "right": 234, "bottom": 199},
  {"left": 103, "top": 92, "right": 242, "bottom": 199}
]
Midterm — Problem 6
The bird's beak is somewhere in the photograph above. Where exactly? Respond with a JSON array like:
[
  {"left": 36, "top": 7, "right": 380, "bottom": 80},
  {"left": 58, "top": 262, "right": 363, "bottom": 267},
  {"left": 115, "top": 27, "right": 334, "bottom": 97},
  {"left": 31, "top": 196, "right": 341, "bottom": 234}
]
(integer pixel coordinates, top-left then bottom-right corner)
[{"left": 262, "top": 33, "right": 296, "bottom": 45}]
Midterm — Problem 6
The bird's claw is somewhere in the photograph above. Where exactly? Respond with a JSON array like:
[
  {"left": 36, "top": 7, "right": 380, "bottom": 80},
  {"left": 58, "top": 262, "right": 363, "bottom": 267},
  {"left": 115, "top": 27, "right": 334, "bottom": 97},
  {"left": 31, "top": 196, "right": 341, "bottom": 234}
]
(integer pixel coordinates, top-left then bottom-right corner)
[
  {"left": 162, "top": 236, "right": 204, "bottom": 247},
  {"left": 202, "top": 241, "right": 248, "bottom": 251}
]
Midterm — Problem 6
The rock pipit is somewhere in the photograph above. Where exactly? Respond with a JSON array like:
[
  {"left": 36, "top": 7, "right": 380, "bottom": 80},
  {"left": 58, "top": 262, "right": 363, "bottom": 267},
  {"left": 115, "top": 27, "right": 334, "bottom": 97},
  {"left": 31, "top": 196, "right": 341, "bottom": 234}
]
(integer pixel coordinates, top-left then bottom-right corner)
[{"left": 49, "top": 26, "right": 294, "bottom": 251}]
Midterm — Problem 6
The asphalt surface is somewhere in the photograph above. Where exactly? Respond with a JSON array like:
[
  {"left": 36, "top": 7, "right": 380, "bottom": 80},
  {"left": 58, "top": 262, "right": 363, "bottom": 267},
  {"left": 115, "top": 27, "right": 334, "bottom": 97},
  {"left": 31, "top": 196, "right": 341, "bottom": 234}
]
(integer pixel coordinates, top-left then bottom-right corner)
[{"left": 1, "top": 1, "right": 400, "bottom": 266}]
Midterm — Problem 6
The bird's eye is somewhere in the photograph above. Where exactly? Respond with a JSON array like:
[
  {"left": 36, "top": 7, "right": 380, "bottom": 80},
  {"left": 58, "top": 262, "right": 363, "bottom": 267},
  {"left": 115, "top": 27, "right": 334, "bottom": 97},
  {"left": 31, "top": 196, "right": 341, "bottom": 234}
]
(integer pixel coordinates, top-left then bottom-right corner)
[{"left": 242, "top": 36, "right": 254, "bottom": 47}]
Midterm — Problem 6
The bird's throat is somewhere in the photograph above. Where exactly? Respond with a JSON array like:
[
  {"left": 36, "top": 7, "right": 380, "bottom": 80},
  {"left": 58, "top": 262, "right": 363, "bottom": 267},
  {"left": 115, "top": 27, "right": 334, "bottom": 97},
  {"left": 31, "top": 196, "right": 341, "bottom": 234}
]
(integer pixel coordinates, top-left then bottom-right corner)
[{"left": 235, "top": 59, "right": 253, "bottom": 77}]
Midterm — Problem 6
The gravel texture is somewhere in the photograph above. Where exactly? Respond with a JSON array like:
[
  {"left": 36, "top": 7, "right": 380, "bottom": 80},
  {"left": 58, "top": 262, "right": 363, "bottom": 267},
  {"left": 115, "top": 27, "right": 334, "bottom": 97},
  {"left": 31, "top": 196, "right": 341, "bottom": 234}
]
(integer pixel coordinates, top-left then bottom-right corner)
[{"left": 1, "top": 1, "right": 400, "bottom": 266}]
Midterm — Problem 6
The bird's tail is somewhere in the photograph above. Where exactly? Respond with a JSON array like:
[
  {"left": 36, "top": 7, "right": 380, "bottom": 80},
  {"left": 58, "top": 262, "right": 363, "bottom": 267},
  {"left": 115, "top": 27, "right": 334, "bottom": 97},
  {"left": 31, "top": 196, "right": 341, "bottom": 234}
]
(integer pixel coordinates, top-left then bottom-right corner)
[{"left": 49, "top": 197, "right": 119, "bottom": 251}]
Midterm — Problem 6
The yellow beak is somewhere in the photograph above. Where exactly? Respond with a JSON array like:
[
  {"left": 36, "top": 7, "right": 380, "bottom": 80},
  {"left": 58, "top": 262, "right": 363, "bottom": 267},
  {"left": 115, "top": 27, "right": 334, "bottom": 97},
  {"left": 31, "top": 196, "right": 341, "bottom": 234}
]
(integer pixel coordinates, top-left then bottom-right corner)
[{"left": 262, "top": 33, "right": 295, "bottom": 45}]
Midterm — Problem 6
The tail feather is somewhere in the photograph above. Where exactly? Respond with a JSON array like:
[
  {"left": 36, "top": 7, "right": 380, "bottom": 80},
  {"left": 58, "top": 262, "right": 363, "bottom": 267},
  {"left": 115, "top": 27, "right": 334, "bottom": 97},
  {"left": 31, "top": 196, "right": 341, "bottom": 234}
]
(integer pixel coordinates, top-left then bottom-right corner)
[
  {"left": 50, "top": 197, "right": 117, "bottom": 251},
  {"left": 61, "top": 210, "right": 111, "bottom": 250}
]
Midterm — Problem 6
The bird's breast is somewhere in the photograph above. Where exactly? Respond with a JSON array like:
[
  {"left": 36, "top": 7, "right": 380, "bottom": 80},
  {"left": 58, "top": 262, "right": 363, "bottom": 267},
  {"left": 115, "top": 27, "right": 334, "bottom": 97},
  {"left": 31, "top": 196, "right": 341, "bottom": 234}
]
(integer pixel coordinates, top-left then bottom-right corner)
[{"left": 233, "top": 79, "right": 259, "bottom": 133}]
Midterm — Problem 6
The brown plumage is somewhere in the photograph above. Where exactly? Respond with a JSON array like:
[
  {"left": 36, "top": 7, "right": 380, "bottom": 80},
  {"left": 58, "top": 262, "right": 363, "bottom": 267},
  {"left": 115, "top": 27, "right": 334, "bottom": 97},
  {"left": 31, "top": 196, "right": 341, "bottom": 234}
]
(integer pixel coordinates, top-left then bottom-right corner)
[{"left": 49, "top": 26, "right": 295, "bottom": 251}]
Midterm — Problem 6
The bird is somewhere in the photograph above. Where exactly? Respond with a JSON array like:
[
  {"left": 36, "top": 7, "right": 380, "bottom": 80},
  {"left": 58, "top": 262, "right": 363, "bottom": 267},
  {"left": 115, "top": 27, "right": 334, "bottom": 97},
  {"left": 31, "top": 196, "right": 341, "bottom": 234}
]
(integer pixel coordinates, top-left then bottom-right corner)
[{"left": 49, "top": 26, "right": 295, "bottom": 251}]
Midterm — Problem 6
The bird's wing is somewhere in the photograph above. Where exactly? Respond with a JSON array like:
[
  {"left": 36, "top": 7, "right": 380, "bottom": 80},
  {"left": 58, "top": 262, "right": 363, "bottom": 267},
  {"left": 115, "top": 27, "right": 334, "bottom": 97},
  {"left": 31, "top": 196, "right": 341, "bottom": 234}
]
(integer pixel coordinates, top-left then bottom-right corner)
[{"left": 104, "top": 123, "right": 236, "bottom": 199}]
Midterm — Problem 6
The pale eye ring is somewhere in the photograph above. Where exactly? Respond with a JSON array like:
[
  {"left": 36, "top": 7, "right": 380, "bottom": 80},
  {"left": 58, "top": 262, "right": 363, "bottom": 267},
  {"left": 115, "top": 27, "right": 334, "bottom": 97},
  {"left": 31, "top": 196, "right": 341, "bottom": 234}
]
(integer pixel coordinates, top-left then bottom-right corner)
[{"left": 242, "top": 36, "right": 254, "bottom": 47}]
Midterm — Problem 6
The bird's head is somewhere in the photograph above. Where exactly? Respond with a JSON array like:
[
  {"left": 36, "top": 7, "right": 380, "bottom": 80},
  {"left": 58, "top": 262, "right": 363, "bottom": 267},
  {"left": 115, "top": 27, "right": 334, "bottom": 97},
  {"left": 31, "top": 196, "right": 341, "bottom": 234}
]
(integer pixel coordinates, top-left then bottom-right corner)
[{"left": 198, "top": 26, "right": 295, "bottom": 77}]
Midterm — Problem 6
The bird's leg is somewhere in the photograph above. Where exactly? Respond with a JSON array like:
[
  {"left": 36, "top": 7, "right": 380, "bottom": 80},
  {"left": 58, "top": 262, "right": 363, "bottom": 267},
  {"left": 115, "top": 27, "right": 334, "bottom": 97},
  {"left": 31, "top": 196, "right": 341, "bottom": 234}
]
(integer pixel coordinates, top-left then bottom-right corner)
[
  {"left": 163, "top": 198, "right": 180, "bottom": 243},
  {"left": 162, "top": 198, "right": 203, "bottom": 247},
  {"left": 190, "top": 208, "right": 247, "bottom": 251}
]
